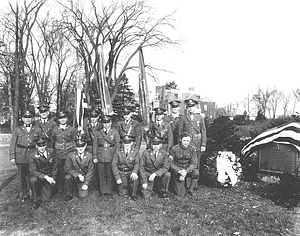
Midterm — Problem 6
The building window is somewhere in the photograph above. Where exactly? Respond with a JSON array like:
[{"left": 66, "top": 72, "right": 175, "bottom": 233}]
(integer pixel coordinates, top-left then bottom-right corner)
[{"left": 204, "top": 104, "right": 207, "bottom": 111}]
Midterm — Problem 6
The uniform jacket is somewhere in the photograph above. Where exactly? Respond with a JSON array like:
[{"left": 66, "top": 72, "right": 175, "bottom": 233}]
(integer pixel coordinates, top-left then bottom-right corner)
[
  {"left": 35, "top": 119, "right": 57, "bottom": 147},
  {"left": 147, "top": 121, "right": 173, "bottom": 151},
  {"left": 163, "top": 114, "right": 183, "bottom": 145},
  {"left": 93, "top": 128, "right": 120, "bottom": 163},
  {"left": 112, "top": 147, "right": 140, "bottom": 181},
  {"left": 29, "top": 148, "right": 58, "bottom": 180},
  {"left": 169, "top": 144, "right": 198, "bottom": 173},
  {"left": 51, "top": 125, "right": 76, "bottom": 159},
  {"left": 116, "top": 119, "right": 142, "bottom": 149},
  {"left": 139, "top": 148, "right": 170, "bottom": 184},
  {"left": 181, "top": 114, "right": 207, "bottom": 150},
  {"left": 9, "top": 125, "right": 42, "bottom": 163},
  {"left": 82, "top": 119, "right": 102, "bottom": 146},
  {"left": 64, "top": 151, "right": 94, "bottom": 186}
]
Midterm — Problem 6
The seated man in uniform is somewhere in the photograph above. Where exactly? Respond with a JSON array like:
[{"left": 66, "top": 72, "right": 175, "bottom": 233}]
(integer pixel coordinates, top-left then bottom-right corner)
[
  {"left": 112, "top": 135, "right": 139, "bottom": 200},
  {"left": 140, "top": 136, "right": 171, "bottom": 200},
  {"left": 29, "top": 137, "right": 58, "bottom": 209},
  {"left": 64, "top": 138, "right": 94, "bottom": 201},
  {"left": 169, "top": 132, "right": 199, "bottom": 197}
]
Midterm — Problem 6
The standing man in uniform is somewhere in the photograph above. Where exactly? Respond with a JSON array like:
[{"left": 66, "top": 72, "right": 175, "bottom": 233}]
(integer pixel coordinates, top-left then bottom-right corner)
[
  {"left": 51, "top": 110, "right": 76, "bottom": 193},
  {"left": 181, "top": 99, "right": 207, "bottom": 188},
  {"left": 35, "top": 104, "right": 56, "bottom": 148},
  {"left": 93, "top": 115, "right": 120, "bottom": 196},
  {"left": 146, "top": 108, "right": 173, "bottom": 152},
  {"left": 116, "top": 107, "right": 142, "bottom": 150},
  {"left": 64, "top": 138, "right": 94, "bottom": 201},
  {"left": 112, "top": 135, "right": 139, "bottom": 200},
  {"left": 163, "top": 100, "right": 183, "bottom": 146},
  {"left": 9, "top": 110, "right": 42, "bottom": 201},
  {"left": 29, "top": 137, "right": 57, "bottom": 209},
  {"left": 140, "top": 136, "right": 171, "bottom": 199},
  {"left": 169, "top": 132, "right": 199, "bottom": 197}
]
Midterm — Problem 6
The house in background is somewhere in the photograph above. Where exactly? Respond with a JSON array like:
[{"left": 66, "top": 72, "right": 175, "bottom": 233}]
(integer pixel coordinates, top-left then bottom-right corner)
[{"left": 154, "top": 86, "right": 217, "bottom": 121}]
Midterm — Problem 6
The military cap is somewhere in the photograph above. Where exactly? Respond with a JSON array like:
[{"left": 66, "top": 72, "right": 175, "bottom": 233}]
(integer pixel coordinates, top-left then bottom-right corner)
[
  {"left": 169, "top": 100, "right": 181, "bottom": 108},
  {"left": 34, "top": 137, "right": 48, "bottom": 147},
  {"left": 123, "top": 107, "right": 132, "bottom": 115},
  {"left": 57, "top": 110, "right": 69, "bottom": 119},
  {"left": 37, "top": 104, "right": 50, "bottom": 113},
  {"left": 151, "top": 136, "right": 163, "bottom": 145},
  {"left": 153, "top": 107, "right": 166, "bottom": 115},
  {"left": 22, "top": 110, "right": 34, "bottom": 118},
  {"left": 180, "top": 132, "right": 191, "bottom": 139},
  {"left": 121, "top": 135, "right": 134, "bottom": 144},
  {"left": 89, "top": 110, "right": 100, "bottom": 118},
  {"left": 184, "top": 99, "right": 198, "bottom": 107},
  {"left": 75, "top": 137, "right": 88, "bottom": 147},
  {"left": 101, "top": 115, "right": 112, "bottom": 123}
]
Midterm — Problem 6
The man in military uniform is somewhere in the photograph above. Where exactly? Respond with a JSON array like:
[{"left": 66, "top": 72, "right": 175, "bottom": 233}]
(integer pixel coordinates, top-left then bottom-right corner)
[
  {"left": 112, "top": 135, "right": 139, "bottom": 200},
  {"left": 93, "top": 115, "right": 120, "bottom": 196},
  {"left": 140, "top": 136, "right": 171, "bottom": 200},
  {"left": 9, "top": 110, "right": 42, "bottom": 201},
  {"left": 29, "top": 137, "right": 57, "bottom": 209},
  {"left": 51, "top": 110, "right": 76, "bottom": 193},
  {"left": 163, "top": 100, "right": 183, "bottom": 146},
  {"left": 147, "top": 108, "right": 173, "bottom": 152},
  {"left": 169, "top": 132, "right": 199, "bottom": 197},
  {"left": 181, "top": 99, "right": 207, "bottom": 188},
  {"left": 116, "top": 107, "right": 142, "bottom": 150},
  {"left": 64, "top": 138, "right": 94, "bottom": 201},
  {"left": 35, "top": 104, "right": 56, "bottom": 148}
]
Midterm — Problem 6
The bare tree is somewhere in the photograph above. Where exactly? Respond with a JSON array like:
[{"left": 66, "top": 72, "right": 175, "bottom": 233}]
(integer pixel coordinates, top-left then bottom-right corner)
[
  {"left": 267, "top": 89, "right": 283, "bottom": 118},
  {"left": 59, "top": 0, "right": 180, "bottom": 103},
  {"left": 252, "top": 86, "right": 277, "bottom": 117},
  {"left": 282, "top": 92, "right": 292, "bottom": 117},
  {"left": 292, "top": 88, "right": 300, "bottom": 114}
]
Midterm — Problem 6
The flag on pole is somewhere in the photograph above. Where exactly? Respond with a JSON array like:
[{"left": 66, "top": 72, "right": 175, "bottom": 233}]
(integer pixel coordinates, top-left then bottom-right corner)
[
  {"left": 138, "top": 47, "right": 150, "bottom": 126},
  {"left": 241, "top": 122, "right": 300, "bottom": 156},
  {"left": 75, "top": 48, "right": 88, "bottom": 127},
  {"left": 98, "top": 44, "right": 113, "bottom": 115}
]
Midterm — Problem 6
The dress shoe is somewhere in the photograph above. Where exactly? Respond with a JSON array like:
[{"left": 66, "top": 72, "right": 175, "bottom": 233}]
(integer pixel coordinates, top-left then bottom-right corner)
[
  {"left": 131, "top": 196, "right": 138, "bottom": 201},
  {"left": 186, "top": 190, "right": 194, "bottom": 196},
  {"left": 161, "top": 192, "right": 170, "bottom": 198},
  {"left": 65, "top": 195, "right": 73, "bottom": 202},
  {"left": 32, "top": 201, "right": 41, "bottom": 209}
]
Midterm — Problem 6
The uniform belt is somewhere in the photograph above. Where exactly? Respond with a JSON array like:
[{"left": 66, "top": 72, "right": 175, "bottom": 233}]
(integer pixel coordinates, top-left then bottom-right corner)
[
  {"left": 98, "top": 144, "right": 115, "bottom": 148},
  {"left": 16, "top": 144, "right": 35, "bottom": 149},
  {"left": 118, "top": 167, "right": 133, "bottom": 172},
  {"left": 55, "top": 142, "right": 73, "bottom": 150},
  {"left": 192, "top": 134, "right": 201, "bottom": 139}
]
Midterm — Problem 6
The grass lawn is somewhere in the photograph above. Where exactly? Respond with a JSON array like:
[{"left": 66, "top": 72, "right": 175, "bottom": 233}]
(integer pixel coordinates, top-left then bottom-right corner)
[{"left": 0, "top": 178, "right": 297, "bottom": 236}]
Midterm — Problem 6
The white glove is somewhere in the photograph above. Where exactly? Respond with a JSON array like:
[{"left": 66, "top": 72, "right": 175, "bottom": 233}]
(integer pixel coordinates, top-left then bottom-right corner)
[
  {"left": 82, "top": 184, "right": 88, "bottom": 190},
  {"left": 179, "top": 176, "right": 185, "bottom": 181},
  {"left": 142, "top": 183, "right": 148, "bottom": 189},
  {"left": 149, "top": 173, "right": 157, "bottom": 182},
  {"left": 116, "top": 179, "right": 122, "bottom": 185},
  {"left": 130, "top": 173, "right": 138, "bottom": 180},
  {"left": 201, "top": 146, "right": 206, "bottom": 152},
  {"left": 44, "top": 176, "right": 56, "bottom": 185},
  {"left": 93, "top": 159, "right": 98, "bottom": 163},
  {"left": 10, "top": 159, "right": 16, "bottom": 165},
  {"left": 78, "top": 174, "right": 84, "bottom": 182}
]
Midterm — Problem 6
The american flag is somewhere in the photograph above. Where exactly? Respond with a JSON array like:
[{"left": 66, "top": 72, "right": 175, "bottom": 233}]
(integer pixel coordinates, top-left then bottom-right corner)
[{"left": 241, "top": 122, "right": 300, "bottom": 156}]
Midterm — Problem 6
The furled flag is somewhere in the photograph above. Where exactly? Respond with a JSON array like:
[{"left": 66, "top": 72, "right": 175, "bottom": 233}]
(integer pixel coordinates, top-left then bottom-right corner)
[
  {"left": 241, "top": 122, "right": 300, "bottom": 156},
  {"left": 98, "top": 44, "right": 113, "bottom": 115},
  {"left": 138, "top": 47, "right": 150, "bottom": 127},
  {"left": 75, "top": 49, "right": 88, "bottom": 128}
]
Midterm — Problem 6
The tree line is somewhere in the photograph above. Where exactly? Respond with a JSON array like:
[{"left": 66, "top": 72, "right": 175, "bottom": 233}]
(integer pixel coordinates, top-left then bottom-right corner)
[{"left": 0, "top": 0, "right": 179, "bottom": 131}]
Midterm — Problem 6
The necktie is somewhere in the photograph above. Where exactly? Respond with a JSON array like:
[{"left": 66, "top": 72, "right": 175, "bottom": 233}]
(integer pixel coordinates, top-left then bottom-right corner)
[
  {"left": 26, "top": 124, "right": 31, "bottom": 128},
  {"left": 105, "top": 130, "right": 108, "bottom": 135}
]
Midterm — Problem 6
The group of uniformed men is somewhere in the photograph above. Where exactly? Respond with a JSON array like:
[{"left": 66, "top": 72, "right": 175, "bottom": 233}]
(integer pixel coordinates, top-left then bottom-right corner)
[{"left": 9, "top": 98, "right": 207, "bottom": 209}]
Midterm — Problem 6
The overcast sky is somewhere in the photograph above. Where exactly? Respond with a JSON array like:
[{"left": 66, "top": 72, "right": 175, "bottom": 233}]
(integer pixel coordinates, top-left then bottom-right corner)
[{"left": 140, "top": 0, "right": 300, "bottom": 106}]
